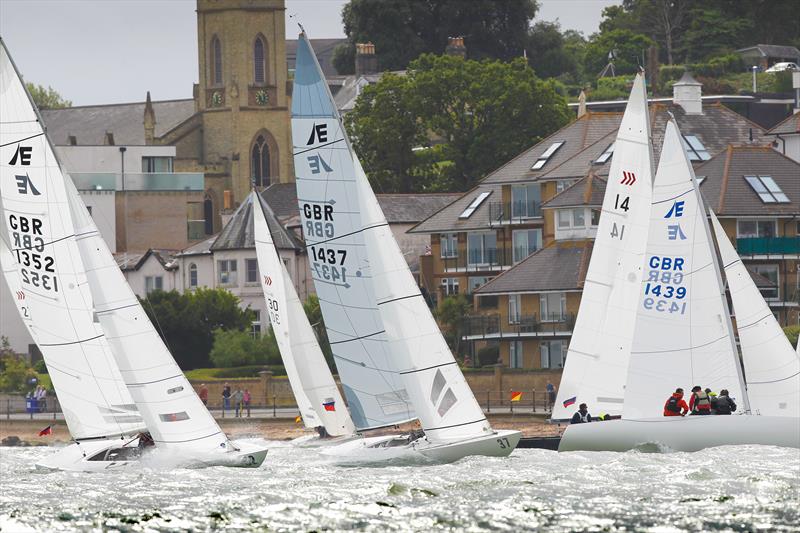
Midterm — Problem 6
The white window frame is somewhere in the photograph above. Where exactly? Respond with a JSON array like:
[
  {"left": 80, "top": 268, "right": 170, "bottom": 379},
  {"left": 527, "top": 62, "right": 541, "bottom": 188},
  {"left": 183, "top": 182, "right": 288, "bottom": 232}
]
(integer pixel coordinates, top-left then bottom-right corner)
[
  {"left": 251, "top": 310, "right": 262, "bottom": 338},
  {"left": 540, "top": 292, "right": 566, "bottom": 322},
  {"left": 508, "top": 294, "right": 521, "bottom": 324},
  {"left": 245, "top": 258, "right": 259, "bottom": 284},
  {"left": 511, "top": 184, "right": 541, "bottom": 219},
  {"left": 737, "top": 219, "right": 777, "bottom": 239},
  {"left": 189, "top": 263, "right": 198, "bottom": 288},
  {"left": 540, "top": 340, "right": 565, "bottom": 369},
  {"left": 217, "top": 259, "right": 238, "bottom": 285},
  {"left": 442, "top": 277, "right": 459, "bottom": 296},
  {"left": 145, "top": 275, "right": 163, "bottom": 294},
  {"left": 440, "top": 233, "right": 458, "bottom": 258}
]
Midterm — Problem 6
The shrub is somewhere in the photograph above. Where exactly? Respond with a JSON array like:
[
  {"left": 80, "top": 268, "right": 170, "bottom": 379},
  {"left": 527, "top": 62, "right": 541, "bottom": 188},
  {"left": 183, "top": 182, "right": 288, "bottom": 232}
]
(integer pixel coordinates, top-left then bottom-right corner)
[{"left": 477, "top": 344, "right": 500, "bottom": 367}]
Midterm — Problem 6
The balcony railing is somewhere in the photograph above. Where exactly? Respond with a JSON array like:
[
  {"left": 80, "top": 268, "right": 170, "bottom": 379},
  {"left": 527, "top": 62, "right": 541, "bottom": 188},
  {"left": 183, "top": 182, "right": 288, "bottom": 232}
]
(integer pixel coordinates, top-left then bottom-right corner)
[
  {"left": 461, "top": 312, "right": 576, "bottom": 339},
  {"left": 441, "top": 247, "right": 512, "bottom": 272},
  {"left": 71, "top": 172, "right": 205, "bottom": 192},
  {"left": 736, "top": 236, "right": 800, "bottom": 255},
  {"left": 488, "top": 201, "right": 543, "bottom": 225}
]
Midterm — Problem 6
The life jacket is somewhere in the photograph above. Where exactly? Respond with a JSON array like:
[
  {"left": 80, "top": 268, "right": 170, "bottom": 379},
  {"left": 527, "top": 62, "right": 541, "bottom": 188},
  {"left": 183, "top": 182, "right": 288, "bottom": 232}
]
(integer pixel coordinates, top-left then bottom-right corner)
[
  {"left": 693, "top": 391, "right": 711, "bottom": 411},
  {"left": 577, "top": 411, "right": 590, "bottom": 423},
  {"left": 665, "top": 395, "right": 681, "bottom": 413}
]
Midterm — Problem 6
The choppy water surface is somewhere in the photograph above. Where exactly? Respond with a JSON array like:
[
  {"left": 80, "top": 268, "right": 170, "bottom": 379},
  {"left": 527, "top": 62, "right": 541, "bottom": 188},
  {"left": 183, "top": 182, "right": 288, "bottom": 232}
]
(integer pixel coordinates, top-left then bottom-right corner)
[{"left": 1, "top": 442, "right": 798, "bottom": 532}]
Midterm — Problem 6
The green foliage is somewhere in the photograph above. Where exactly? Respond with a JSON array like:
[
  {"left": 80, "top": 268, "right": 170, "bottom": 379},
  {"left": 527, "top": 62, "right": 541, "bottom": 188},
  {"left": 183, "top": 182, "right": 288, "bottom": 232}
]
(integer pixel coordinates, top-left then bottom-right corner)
[
  {"left": 209, "top": 328, "right": 280, "bottom": 368},
  {"left": 25, "top": 83, "right": 71, "bottom": 109},
  {"left": 477, "top": 344, "right": 500, "bottom": 367},
  {"left": 184, "top": 365, "right": 288, "bottom": 380},
  {"left": 0, "top": 355, "right": 36, "bottom": 393},
  {"left": 525, "top": 21, "right": 581, "bottom": 80},
  {"left": 435, "top": 295, "right": 471, "bottom": 354},
  {"left": 347, "top": 54, "right": 570, "bottom": 192},
  {"left": 139, "top": 288, "right": 253, "bottom": 369},
  {"left": 33, "top": 359, "right": 48, "bottom": 374},
  {"left": 584, "top": 29, "right": 654, "bottom": 77},
  {"left": 783, "top": 326, "right": 799, "bottom": 348},
  {"left": 332, "top": 43, "right": 355, "bottom": 75},
  {"left": 338, "top": 0, "right": 538, "bottom": 72}
]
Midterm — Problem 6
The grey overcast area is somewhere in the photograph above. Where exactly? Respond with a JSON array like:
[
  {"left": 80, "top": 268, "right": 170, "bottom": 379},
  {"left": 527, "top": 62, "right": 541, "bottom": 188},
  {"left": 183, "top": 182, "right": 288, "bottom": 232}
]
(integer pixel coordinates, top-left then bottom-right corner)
[{"left": 0, "top": 0, "right": 619, "bottom": 106}]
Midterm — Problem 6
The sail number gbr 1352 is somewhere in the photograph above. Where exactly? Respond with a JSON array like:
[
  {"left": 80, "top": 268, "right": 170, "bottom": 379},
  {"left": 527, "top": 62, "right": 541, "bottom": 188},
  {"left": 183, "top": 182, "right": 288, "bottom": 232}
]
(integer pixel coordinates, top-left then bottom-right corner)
[{"left": 7, "top": 214, "right": 59, "bottom": 293}]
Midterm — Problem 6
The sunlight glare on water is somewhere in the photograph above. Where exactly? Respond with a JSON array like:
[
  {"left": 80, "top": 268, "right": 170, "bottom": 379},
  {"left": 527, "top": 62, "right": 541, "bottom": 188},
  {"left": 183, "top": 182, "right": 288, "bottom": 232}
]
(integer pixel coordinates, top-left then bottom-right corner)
[{"left": 0, "top": 442, "right": 798, "bottom": 531}]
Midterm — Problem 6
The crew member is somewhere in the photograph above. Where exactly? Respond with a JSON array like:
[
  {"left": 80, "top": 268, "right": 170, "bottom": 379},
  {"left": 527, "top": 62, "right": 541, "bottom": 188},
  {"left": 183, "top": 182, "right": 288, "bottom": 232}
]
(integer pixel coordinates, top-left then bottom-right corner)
[
  {"left": 570, "top": 403, "right": 592, "bottom": 424},
  {"left": 664, "top": 388, "right": 689, "bottom": 416},
  {"left": 689, "top": 385, "right": 712, "bottom": 415},
  {"left": 713, "top": 389, "right": 737, "bottom": 415}
]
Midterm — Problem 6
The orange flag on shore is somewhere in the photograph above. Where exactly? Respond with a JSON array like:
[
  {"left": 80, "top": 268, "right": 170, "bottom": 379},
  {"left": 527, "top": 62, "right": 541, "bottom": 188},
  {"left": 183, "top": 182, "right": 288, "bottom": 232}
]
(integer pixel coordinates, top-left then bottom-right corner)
[
  {"left": 510, "top": 391, "right": 522, "bottom": 402},
  {"left": 295, "top": 415, "right": 302, "bottom": 424}
]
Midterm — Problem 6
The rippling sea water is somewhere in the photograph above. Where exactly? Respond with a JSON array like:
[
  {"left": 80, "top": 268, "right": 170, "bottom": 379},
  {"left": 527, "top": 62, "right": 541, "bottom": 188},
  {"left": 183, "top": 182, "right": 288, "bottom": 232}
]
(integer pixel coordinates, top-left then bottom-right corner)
[{"left": 1, "top": 441, "right": 798, "bottom": 532}]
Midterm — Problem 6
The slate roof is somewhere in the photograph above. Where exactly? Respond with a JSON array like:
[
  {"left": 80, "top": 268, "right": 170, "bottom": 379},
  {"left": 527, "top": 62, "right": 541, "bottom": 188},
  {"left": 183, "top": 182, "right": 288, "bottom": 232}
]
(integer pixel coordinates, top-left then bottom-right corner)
[
  {"left": 286, "top": 38, "right": 347, "bottom": 78},
  {"left": 41, "top": 99, "right": 196, "bottom": 146},
  {"left": 543, "top": 175, "right": 606, "bottom": 209},
  {"left": 180, "top": 235, "right": 217, "bottom": 257},
  {"left": 697, "top": 145, "right": 800, "bottom": 216},
  {"left": 407, "top": 183, "right": 503, "bottom": 234},
  {"left": 333, "top": 72, "right": 405, "bottom": 112},
  {"left": 765, "top": 111, "right": 800, "bottom": 136},
  {"left": 210, "top": 191, "right": 303, "bottom": 252},
  {"left": 736, "top": 44, "right": 800, "bottom": 59},
  {"left": 475, "top": 242, "right": 592, "bottom": 295}
]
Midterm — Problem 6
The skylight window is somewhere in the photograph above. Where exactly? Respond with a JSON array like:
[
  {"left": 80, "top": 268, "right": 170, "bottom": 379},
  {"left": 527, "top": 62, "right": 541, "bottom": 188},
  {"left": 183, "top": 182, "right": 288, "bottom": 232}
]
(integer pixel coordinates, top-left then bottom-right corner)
[
  {"left": 695, "top": 176, "right": 706, "bottom": 186},
  {"left": 459, "top": 191, "right": 492, "bottom": 219},
  {"left": 682, "top": 135, "right": 711, "bottom": 161},
  {"left": 745, "top": 175, "right": 790, "bottom": 203},
  {"left": 594, "top": 142, "right": 615, "bottom": 164},
  {"left": 531, "top": 141, "right": 565, "bottom": 170}
]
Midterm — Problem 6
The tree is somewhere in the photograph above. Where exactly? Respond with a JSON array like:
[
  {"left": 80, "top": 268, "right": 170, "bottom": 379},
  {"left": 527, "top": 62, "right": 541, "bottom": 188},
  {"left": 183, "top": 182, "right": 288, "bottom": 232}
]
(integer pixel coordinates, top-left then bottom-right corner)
[
  {"left": 140, "top": 288, "right": 253, "bottom": 369},
  {"left": 584, "top": 29, "right": 655, "bottom": 77},
  {"left": 337, "top": 0, "right": 538, "bottom": 73},
  {"left": 25, "top": 83, "right": 71, "bottom": 109},
  {"left": 346, "top": 54, "right": 570, "bottom": 192},
  {"left": 435, "top": 294, "right": 470, "bottom": 355},
  {"left": 784, "top": 325, "right": 800, "bottom": 348},
  {"left": 302, "top": 294, "right": 336, "bottom": 373},
  {"left": 525, "top": 21, "right": 581, "bottom": 80},
  {"left": 209, "top": 328, "right": 280, "bottom": 368}
]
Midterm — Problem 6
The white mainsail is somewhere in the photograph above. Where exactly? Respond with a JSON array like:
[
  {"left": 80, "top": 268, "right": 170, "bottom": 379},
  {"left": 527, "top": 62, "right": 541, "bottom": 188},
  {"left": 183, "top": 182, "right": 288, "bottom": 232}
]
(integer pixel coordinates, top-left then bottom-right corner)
[
  {"left": 253, "top": 191, "right": 355, "bottom": 436},
  {"left": 355, "top": 156, "right": 492, "bottom": 442},
  {"left": 291, "top": 33, "right": 414, "bottom": 430},
  {"left": 710, "top": 212, "right": 800, "bottom": 417},
  {"left": 553, "top": 73, "right": 655, "bottom": 419},
  {"left": 625, "top": 119, "right": 747, "bottom": 418},
  {"left": 64, "top": 176, "right": 227, "bottom": 450},
  {"left": 0, "top": 40, "right": 145, "bottom": 440}
]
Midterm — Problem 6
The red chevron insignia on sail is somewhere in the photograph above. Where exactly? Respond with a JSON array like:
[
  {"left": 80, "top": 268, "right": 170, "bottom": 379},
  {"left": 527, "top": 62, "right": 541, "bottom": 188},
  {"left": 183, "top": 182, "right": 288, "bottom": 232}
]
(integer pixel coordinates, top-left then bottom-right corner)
[{"left": 620, "top": 171, "right": 637, "bottom": 186}]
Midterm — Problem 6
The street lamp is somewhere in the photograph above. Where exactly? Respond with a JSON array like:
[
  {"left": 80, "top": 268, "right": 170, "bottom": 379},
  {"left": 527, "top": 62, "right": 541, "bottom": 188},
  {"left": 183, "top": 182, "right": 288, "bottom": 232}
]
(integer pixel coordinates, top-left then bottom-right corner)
[{"left": 119, "top": 146, "right": 127, "bottom": 190}]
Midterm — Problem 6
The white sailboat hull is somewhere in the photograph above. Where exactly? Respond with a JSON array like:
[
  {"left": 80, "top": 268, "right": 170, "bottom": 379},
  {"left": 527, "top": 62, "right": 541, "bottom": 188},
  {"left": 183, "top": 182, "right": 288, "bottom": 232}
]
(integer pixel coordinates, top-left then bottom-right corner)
[
  {"left": 321, "top": 429, "right": 521, "bottom": 464},
  {"left": 558, "top": 416, "right": 800, "bottom": 452},
  {"left": 290, "top": 433, "right": 361, "bottom": 448},
  {"left": 36, "top": 440, "right": 143, "bottom": 472}
]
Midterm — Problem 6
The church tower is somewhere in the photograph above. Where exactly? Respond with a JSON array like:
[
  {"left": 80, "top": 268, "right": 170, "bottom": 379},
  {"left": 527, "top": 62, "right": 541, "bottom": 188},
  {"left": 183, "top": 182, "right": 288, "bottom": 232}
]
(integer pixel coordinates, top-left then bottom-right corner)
[{"left": 195, "top": 0, "right": 292, "bottom": 216}]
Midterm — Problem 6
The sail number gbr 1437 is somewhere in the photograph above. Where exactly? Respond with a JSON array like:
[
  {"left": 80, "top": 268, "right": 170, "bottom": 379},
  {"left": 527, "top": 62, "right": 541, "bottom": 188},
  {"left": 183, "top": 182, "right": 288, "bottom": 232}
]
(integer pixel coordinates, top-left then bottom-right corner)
[
  {"left": 309, "top": 245, "right": 348, "bottom": 284},
  {"left": 7, "top": 214, "right": 59, "bottom": 292}
]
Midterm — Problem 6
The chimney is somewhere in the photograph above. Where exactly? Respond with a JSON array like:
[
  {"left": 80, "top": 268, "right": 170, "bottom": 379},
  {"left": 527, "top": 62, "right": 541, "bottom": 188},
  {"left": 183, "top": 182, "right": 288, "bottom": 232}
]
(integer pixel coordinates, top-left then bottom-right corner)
[
  {"left": 355, "top": 42, "right": 377, "bottom": 76},
  {"left": 577, "top": 90, "right": 587, "bottom": 118},
  {"left": 445, "top": 36, "right": 466, "bottom": 59},
  {"left": 673, "top": 71, "right": 702, "bottom": 115},
  {"left": 143, "top": 91, "right": 156, "bottom": 145}
]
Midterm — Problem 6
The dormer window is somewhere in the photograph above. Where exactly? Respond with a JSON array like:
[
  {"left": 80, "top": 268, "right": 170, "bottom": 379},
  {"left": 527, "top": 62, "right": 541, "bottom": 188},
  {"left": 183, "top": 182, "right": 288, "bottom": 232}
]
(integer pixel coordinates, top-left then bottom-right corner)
[
  {"left": 531, "top": 141, "right": 564, "bottom": 170},
  {"left": 682, "top": 134, "right": 710, "bottom": 161}
]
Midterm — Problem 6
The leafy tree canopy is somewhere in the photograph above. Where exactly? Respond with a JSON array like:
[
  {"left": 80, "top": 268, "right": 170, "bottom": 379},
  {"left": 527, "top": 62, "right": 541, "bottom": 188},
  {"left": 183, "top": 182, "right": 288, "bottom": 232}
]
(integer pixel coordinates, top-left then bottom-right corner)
[
  {"left": 584, "top": 29, "right": 655, "bottom": 78},
  {"left": 209, "top": 328, "right": 281, "bottom": 368},
  {"left": 334, "top": 0, "right": 539, "bottom": 73},
  {"left": 25, "top": 83, "right": 71, "bottom": 109}
]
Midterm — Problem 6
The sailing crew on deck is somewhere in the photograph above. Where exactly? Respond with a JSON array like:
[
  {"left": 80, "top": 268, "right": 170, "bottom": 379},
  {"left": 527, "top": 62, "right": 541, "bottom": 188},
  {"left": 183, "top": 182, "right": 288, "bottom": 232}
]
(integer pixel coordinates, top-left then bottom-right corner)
[
  {"left": 664, "top": 388, "right": 689, "bottom": 416},
  {"left": 571, "top": 403, "right": 593, "bottom": 424},
  {"left": 712, "top": 389, "right": 737, "bottom": 415},
  {"left": 689, "top": 386, "right": 712, "bottom": 415}
]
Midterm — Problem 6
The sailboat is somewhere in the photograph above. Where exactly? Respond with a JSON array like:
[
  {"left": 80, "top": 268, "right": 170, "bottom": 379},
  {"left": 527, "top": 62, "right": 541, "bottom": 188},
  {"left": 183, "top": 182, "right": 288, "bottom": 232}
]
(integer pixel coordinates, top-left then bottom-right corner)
[
  {"left": 1, "top": 39, "right": 149, "bottom": 471},
  {"left": 292, "top": 32, "right": 519, "bottom": 462},
  {"left": 0, "top": 38, "right": 267, "bottom": 468},
  {"left": 552, "top": 72, "right": 655, "bottom": 420},
  {"left": 252, "top": 190, "right": 357, "bottom": 444},
  {"left": 558, "top": 117, "right": 800, "bottom": 452}
]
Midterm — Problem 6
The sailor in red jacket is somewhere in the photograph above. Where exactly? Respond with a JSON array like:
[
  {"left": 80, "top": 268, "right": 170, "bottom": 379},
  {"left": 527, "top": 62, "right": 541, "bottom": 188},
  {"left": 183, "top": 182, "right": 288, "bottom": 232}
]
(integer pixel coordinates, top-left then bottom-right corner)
[{"left": 664, "top": 388, "right": 689, "bottom": 416}]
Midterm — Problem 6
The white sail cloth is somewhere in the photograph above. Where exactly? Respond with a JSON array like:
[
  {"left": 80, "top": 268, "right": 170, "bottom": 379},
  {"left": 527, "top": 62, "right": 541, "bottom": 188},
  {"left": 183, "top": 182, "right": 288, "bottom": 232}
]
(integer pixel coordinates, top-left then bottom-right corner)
[
  {"left": 625, "top": 119, "right": 747, "bottom": 418},
  {"left": 291, "top": 34, "right": 414, "bottom": 430},
  {"left": 553, "top": 73, "right": 654, "bottom": 419},
  {"left": 0, "top": 41, "right": 145, "bottom": 440},
  {"left": 710, "top": 212, "right": 800, "bottom": 417},
  {"left": 253, "top": 192, "right": 355, "bottom": 436},
  {"left": 63, "top": 176, "right": 227, "bottom": 450}
]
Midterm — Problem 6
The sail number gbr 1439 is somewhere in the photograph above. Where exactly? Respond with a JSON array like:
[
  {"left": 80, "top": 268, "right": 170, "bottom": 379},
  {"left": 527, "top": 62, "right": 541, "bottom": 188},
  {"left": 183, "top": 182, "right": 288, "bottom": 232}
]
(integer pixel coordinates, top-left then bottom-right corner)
[
  {"left": 643, "top": 255, "right": 687, "bottom": 315},
  {"left": 7, "top": 214, "right": 59, "bottom": 292}
]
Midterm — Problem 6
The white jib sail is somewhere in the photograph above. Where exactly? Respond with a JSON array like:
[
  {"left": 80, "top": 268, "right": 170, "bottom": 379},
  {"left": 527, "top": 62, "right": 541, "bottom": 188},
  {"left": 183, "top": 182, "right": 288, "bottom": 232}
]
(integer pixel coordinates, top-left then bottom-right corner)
[
  {"left": 63, "top": 176, "right": 227, "bottom": 450},
  {"left": 355, "top": 158, "right": 492, "bottom": 442},
  {"left": 625, "top": 119, "right": 747, "bottom": 418},
  {"left": 253, "top": 192, "right": 355, "bottom": 436},
  {"left": 0, "top": 40, "right": 145, "bottom": 440},
  {"left": 291, "top": 33, "right": 414, "bottom": 430},
  {"left": 553, "top": 72, "right": 654, "bottom": 420},
  {"left": 710, "top": 211, "right": 800, "bottom": 417}
]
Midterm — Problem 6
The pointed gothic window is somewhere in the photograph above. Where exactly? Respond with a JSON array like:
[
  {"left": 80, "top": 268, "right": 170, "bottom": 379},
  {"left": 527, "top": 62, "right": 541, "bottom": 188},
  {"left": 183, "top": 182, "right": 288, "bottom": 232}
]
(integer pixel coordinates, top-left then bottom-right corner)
[
  {"left": 254, "top": 36, "right": 266, "bottom": 84},
  {"left": 211, "top": 36, "right": 222, "bottom": 85},
  {"left": 251, "top": 135, "right": 271, "bottom": 187}
]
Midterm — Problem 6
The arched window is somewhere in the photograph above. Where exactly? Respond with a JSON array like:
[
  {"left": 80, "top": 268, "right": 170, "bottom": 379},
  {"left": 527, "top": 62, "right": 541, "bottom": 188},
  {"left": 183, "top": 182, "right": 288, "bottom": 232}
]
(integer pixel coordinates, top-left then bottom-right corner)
[
  {"left": 211, "top": 36, "right": 222, "bottom": 85},
  {"left": 251, "top": 135, "right": 271, "bottom": 187},
  {"left": 254, "top": 36, "right": 266, "bottom": 84},
  {"left": 189, "top": 263, "right": 198, "bottom": 288}
]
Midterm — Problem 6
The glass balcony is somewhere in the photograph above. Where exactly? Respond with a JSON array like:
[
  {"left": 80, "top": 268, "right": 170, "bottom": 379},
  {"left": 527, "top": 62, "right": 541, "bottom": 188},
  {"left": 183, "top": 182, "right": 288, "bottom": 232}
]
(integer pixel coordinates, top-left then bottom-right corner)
[
  {"left": 70, "top": 172, "right": 205, "bottom": 192},
  {"left": 461, "top": 312, "right": 576, "bottom": 339},
  {"left": 441, "top": 247, "right": 512, "bottom": 272},
  {"left": 736, "top": 236, "right": 800, "bottom": 255},
  {"left": 488, "top": 201, "right": 542, "bottom": 225}
]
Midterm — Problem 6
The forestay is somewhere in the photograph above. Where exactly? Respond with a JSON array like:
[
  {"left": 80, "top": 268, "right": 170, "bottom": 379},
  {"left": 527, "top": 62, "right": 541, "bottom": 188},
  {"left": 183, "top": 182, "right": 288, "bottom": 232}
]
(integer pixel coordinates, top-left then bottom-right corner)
[
  {"left": 710, "top": 212, "right": 800, "bottom": 417},
  {"left": 553, "top": 73, "right": 654, "bottom": 420},
  {"left": 291, "top": 33, "right": 414, "bottom": 430},
  {"left": 253, "top": 192, "right": 355, "bottom": 436},
  {"left": 0, "top": 40, "right": 145, "bottom": 440},
  {"left": 64, "top": 176, "right": 227, "bottom": 450},
  {"left": 625, "top": 120, "right": 746, "bottom": 418},
  {"left": 356, "top": 157, "right": 492, "bottom": 442}
]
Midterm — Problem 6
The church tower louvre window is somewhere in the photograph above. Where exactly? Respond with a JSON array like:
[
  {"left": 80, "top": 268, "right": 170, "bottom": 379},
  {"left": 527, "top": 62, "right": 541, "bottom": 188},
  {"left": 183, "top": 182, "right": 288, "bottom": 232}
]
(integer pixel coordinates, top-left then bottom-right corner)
[
  {"left": 211, "top": 35, "right": 222, "bottom": 86},
  {"left": 251, "top": 134, "right": 271, "bottom": 188},
  {"left": 254, "top": 35, "right": 266, "bottom": 85}
]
